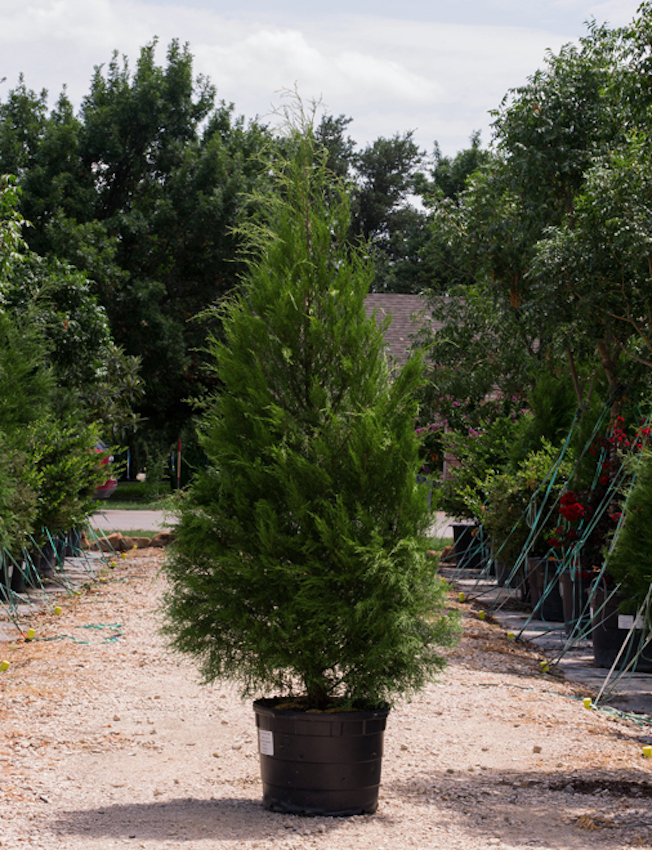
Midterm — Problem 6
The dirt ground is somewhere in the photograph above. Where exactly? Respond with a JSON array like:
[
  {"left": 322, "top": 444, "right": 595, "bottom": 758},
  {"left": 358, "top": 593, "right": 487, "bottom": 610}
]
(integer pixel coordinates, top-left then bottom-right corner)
[{"left": 0, "top": 548, "right": 651, "bottom": 850}]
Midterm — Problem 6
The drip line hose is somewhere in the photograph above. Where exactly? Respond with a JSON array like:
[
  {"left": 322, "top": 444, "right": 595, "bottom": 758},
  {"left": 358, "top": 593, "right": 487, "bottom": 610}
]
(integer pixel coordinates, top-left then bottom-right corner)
[
  {"left": 41, "top": 623, "right": 124, "bottom": 645},
  {"left": 0, "top": 524, "right": 119, "bottom": 633}
]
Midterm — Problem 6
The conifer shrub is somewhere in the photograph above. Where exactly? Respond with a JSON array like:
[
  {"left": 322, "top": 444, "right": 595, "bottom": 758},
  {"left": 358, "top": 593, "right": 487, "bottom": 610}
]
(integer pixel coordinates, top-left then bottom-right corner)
[
  {"left": 607, "top": 449, "right": 652, "bottom": 613},
  {"left": 162, "top": 114, "right": 459, "bottom": 710}
]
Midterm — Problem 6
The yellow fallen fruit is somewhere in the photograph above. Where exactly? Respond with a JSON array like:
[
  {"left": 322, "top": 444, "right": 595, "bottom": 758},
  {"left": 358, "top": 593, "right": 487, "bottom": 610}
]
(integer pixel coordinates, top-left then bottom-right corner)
[
  {"left": 642, "top": 746, "right": 652, "bottom": 759},
  {"left": 0, "top": 660, "right": 10, "bottom": 672},
  {"left": 583, "top": 697, "right": 592, "bottom": 709},
  {"left": 507, "top": 632, "right": 515, "bottom": 640},
  {"left": 478, "top": 610, "right": 486, "bottom": 620},
  {"left": 26, "top": 628, "right": 35, "bottom": 641},
  {"left": 54, "top": 606, "right": 62, "bottom": 615},
  {"left": 458, "top": 592, "right": 465, "bottom": 603}
]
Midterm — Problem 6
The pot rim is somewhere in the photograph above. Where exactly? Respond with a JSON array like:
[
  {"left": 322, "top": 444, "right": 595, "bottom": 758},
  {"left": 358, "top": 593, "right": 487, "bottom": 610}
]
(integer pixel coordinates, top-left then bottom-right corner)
[{"left": 253, "top": 697, "right": 390, "bottom": 721}]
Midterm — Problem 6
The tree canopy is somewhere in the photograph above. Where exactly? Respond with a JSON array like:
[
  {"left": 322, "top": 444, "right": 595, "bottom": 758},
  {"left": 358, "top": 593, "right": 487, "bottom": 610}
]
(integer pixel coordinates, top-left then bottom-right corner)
[{"left": 419, "top": 11, "right": 652, "bottom": 425}]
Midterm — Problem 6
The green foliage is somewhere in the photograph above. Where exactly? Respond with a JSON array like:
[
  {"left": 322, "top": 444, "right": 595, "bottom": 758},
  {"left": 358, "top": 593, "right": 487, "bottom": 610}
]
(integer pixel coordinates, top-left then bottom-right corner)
[
  {"left": 163, "top": 112, "right": 459, "bottom": 710},
  {"left": 0, "top": 41, "right": 272, "bottom": 447},
  {"left": 0, "top": 182, "right": 115, "bottom": 554},
  {"left": 0, "top": 175, "right": 28, "bottom": 279},
  {"left": 108, "top": 479, "right": 170, "bottom": 509},
  {"left": 425, "top": 132, "right": 489, "bottom": 202},
  {"left": 508, "top": 372, "right": 577, "bottom": 467},
  {"left": 425, "top": 19, "right": 638, "bottom": 408},
  {"left": 416, "top": 288, "right": 537, "bottom": 426},
  {"left": 531, "top": 133, "right": 652, "bottom": 391},
  {"left": 314, "top": 113, "right": 356, "bottom": 179},
  {"left": 26, "top": 413, "right": 107, "bottom": 538},
  {"left": 351, "top": 131, "right": 434, "bottom": 293},
  {"left": 0, "top": 301, "right": 55, "bottom": 425},
  {"left": 439, "top": 412, "right": 522, "bottom": 520},
  {"left": 3, "top": 252, "right": 143, "bottom": 439},
  {"left": 607, "top": 449, "right": 652, "bottom": 611},
  {"left": 482, "top": 442, "right": 572, "bottom": 565},
  {"left": 0, "top": 306, "right": 104, "bottom": 551}
]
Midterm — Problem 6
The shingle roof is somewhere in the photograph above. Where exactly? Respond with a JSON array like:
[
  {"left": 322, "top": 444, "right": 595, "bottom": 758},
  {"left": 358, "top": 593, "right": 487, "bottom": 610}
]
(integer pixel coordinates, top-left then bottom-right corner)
[{"left": 364, "top": 293, "right": 442, "bottom": 367}]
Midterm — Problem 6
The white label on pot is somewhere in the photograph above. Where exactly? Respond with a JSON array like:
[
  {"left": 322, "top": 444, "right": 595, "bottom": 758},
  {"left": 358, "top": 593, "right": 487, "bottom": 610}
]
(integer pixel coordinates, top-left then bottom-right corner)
[
  {"left": 258, "top": 729, "right": 274, "bottom": 756},
  {"left": 618, "top": 615, "right": 644, "bottom": 630}
]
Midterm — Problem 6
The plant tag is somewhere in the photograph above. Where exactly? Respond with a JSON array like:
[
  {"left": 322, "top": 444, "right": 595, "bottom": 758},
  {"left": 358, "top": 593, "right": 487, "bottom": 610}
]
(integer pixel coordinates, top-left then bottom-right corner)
[
  {"left": 618, "top": 614, "right": 644, "bottom": 630},
  {"left": 258, "top": 729, "right": 274, "bottom": 756}
]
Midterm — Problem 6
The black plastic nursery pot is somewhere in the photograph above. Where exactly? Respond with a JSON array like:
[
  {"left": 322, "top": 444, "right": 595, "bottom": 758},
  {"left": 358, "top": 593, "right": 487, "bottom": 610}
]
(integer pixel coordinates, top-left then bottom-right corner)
[
  {"left": 591, "top": 582, "right": 652, "bottom": 673},
  {"left": 559, "top": 569, "right": 593, "bottom": 636},
  {"left": 495, "top": 560, "right": 528, "bottom": 593},
  {"left": 526, "top": 557, "right": 564, "bottom": 622},
  {"left": 34, "top": 540, "right": 56, "bottom": 579},
  {"left": 0, "top": 555, "right": 25, "bottom": 597},
  {"left": 253, "top": 699, "right": 390, "bottom": 816},
  {"left": 452, "top": 523, "right": 486, "bottom": 570}
]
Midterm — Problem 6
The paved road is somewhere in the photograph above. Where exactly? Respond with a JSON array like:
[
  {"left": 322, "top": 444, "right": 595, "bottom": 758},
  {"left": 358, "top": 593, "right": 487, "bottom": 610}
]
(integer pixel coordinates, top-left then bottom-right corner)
[
  {"left": 90, "top": 509, "right": 172, "bottom": 532},
  {"left": 91, "top": 509, "right": 457, "bottom": 537}
]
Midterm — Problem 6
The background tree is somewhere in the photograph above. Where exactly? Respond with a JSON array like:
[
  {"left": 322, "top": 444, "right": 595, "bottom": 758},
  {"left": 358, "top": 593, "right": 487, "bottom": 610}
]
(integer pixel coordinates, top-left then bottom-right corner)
[
  {"left": 0, "top": 41, "right": 272, "bottom": 462},
  {"left": 420, "top": 18, "right": 637, "bottom": 421},
  {"left": 0, "top": 187, "right": 106, "bottom": 561}
]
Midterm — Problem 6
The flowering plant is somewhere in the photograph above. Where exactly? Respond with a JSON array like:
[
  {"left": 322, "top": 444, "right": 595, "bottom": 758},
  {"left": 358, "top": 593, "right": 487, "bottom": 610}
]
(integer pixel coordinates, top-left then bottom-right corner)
[
  {"left": 547, "top": 416, "right": 651, "bottom": 566},
  {"left": 415, "top": 420, "right": 445, "bottom": 476},
  {"left": 482, "top": 441, "right": 572, "bottom": 566}
]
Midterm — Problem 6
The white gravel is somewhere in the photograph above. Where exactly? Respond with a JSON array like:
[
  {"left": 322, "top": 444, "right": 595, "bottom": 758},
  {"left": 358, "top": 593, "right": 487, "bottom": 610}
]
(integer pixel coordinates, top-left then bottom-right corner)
[{"left": 1, "top": 549, "right": 651, "bottom": 850}]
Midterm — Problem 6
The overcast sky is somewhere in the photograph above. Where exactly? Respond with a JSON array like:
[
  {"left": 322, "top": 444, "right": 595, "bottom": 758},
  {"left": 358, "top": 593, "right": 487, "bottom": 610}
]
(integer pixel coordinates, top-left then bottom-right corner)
[{"left": 0, "top": 0, "right": 644, "bottom": 156}]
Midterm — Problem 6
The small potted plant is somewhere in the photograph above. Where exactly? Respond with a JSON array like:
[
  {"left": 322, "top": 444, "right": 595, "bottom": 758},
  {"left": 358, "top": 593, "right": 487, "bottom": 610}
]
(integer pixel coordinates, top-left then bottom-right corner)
[
  {"left": 439, "top": 414, "right": 519, "bottom": 571},
  {"left": 481, "top": 441, "right": 570, "bottom": 616},
  {"left": 162, "top": 112, "right": 459, "bottom": 816}
]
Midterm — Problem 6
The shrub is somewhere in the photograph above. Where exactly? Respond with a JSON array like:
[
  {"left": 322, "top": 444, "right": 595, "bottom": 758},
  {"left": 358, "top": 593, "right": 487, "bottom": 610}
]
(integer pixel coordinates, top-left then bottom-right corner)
[{"left": 162, "top": 112, "right": 459, "bottom": 710}]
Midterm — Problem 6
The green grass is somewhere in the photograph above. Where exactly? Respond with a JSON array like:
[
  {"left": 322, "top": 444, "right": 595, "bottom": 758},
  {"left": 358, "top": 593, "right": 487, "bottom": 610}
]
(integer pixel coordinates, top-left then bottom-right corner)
[
  {"left": 425, "top": 536, "right": 454, "bottom": 553},
  {"left": 98, "top": 480, "right": 178, "bottom": 511},
  {"left": 91, "top": 528, "right": 159, "bottom": 539}
]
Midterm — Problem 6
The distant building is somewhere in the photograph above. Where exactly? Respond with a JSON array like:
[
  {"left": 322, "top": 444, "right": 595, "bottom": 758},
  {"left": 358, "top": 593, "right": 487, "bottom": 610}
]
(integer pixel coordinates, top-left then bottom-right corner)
[
  {"left": 364, "top": 293, "right": 457, "bottom": 479},
  {"left": 364, "top": 293, "right": 443, "bottom": 367}
]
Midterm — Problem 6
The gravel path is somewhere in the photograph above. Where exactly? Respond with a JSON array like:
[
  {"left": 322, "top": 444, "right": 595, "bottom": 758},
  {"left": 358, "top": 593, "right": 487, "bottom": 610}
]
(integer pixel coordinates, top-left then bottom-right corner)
[{"left": 1, "top": 549, "right": 651, "bottom": 850}]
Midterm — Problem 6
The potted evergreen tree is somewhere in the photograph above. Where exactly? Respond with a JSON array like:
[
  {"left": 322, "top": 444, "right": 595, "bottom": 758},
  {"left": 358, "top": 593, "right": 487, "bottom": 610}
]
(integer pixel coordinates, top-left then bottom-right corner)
[
  {"left": 162, "top": 111, "right": 459, "bottom": 816},
  {"left": 600, "top": 449, "right": 652, "bottom": 671}
]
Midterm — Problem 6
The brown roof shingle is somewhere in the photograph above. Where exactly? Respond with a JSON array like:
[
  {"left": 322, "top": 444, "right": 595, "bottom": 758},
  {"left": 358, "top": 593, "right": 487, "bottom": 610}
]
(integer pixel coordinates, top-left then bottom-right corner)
[{"left": 364, "top": 293, "right": 441, "bottom": 367}]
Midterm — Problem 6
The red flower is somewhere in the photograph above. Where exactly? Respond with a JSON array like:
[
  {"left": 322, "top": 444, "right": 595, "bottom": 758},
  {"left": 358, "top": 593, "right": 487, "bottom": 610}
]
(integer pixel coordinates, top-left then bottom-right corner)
[{"left": 559, "top": 492, "right": 585, "bottom": 522}]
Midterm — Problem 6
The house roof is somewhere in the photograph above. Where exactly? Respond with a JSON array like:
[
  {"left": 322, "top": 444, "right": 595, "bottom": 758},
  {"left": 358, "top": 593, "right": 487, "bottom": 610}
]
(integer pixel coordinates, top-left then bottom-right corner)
[{"left": 364, "top": 293, "right": 443, "bottom": 366}]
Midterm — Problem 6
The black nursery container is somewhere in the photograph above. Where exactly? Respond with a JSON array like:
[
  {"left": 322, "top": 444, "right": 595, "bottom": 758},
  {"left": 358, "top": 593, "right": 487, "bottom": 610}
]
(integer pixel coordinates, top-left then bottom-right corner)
[
  {"left": 526, "top": 557, "right": 564, "bottom": 622},
  {"left": 591, "top": 581, "right": 652, "bottom": 672},
  {"left": 253, "top": 699, "right": 389, "bottom": 816},
  {"left": 452, "top": 523, "right": 486, "bottom": 570}
]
